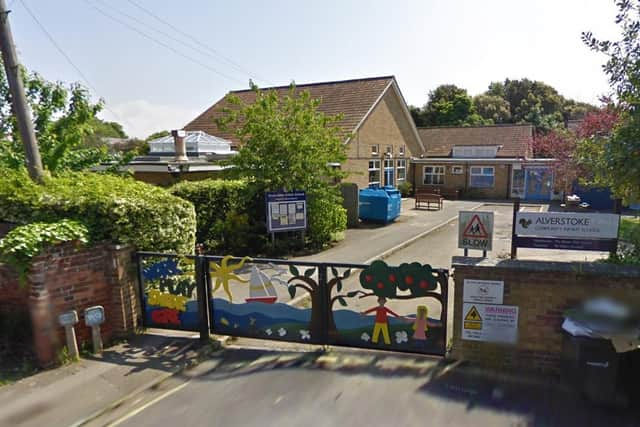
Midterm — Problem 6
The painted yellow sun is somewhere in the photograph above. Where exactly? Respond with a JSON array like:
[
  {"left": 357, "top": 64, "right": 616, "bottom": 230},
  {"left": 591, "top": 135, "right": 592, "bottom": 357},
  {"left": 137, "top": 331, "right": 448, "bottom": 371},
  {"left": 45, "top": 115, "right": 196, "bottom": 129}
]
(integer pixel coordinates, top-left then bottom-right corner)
[{"left": 210, "top": 255, "right": 251, "bottom": 302}]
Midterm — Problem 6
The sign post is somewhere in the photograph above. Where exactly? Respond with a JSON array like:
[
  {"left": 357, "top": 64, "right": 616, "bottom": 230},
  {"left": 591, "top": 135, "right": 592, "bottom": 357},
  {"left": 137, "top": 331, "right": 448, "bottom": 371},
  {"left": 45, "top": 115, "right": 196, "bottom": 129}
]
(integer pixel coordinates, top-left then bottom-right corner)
[
  {"left": 84, "top": 306, "right": 105, "bottom": 354},
  {"left": 458, "top": 211, "right": 494, "bottom": 257},
  {"left": 58, "top": 310, "right": 79, "bottom": 360}
]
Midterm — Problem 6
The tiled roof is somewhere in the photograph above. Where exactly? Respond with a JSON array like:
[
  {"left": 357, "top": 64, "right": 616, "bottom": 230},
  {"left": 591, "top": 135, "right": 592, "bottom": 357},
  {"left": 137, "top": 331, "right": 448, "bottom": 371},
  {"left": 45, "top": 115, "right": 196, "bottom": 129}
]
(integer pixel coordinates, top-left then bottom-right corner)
[
  {"left": 417, "top": 124, "right": 533, "bottom": 158},
  {"left": 184, "top": 76, "right": 395, "bottom": 144}
]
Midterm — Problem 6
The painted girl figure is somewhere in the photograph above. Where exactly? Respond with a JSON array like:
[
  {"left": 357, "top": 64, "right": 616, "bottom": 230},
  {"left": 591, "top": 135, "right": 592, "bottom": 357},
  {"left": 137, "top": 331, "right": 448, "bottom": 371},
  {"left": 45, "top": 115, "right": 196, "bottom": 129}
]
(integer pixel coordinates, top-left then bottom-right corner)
[{"left": 411, "top": 305, "right": 429, "bottom": 348}]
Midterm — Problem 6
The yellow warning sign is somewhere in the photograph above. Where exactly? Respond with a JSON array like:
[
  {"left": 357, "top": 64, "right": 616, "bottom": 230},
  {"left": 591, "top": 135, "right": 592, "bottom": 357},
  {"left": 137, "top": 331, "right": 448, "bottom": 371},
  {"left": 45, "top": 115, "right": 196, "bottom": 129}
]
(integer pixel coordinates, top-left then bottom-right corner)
[
  {"left": 463, "top": 305, "right": 482, "bottom": 330},
  {"left": 464, "top": 305, "right": 482, "bottom": 322},
  {"left": 464, "top": 321, "right": 482, "bottom": 330}
]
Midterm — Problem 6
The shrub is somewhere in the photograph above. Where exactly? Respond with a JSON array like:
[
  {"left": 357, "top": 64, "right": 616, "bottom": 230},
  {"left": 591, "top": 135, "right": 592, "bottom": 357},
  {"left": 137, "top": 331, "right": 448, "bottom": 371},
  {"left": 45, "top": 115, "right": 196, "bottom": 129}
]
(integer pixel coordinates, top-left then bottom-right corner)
[
  {"left": 0, "top": 169, "right": 196, "bottom": 254},
  {"left": 307, "top": 191, "right": 347, "bottom": 247},
  {"left": 0, "top": 220, "right": 88, "bottom": 283},
  {"left": 170, "top": 179, "right": 265, "bottom": 254},
  {"left": 171, "top": 179, "right": 346, "bottom": 255},
  {"left": 397, "top": 181, "right": 413, "bottom": 197}
]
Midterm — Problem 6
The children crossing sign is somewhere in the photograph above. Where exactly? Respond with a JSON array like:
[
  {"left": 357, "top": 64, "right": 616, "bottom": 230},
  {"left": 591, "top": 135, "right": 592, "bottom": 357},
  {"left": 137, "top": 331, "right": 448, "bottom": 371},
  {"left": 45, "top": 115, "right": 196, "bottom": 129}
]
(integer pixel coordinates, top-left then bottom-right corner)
[{"left": 458, "top": 211, "right": 494, "bottom": 251}]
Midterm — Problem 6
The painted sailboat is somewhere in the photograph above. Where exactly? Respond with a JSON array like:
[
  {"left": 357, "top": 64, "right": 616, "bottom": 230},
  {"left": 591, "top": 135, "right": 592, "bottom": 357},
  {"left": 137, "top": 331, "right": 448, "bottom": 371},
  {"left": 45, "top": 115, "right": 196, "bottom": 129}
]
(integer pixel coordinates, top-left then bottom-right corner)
[{"left": 246, "top": 265, "right": 278, "bottom": 304}]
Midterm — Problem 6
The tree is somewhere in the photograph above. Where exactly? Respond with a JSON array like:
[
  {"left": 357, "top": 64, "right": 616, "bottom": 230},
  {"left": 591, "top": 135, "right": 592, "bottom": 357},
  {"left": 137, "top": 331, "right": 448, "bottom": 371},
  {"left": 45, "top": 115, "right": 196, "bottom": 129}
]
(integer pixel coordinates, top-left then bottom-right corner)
[
  {"left": 217, "top": 84, "right": 348, "bottom": 246},
  {"left": 83, "top": 117, "right": 127, "bottom": 147},
  {"left": 423, "top": 84, "right": 475, "bottom": 126},
  {"left": 473, "top": 94, "right": 512, "bottom": 123},
  {"left": 582, "top": 0, "right": 640, "bottom": 203},
  {"left": 146, "top": 130, "right": 170, "bottom": 141},
  {"left": 0, "top": 68, "right": 111, "bottom": 172},
  {"left": 532, "top": 107, "right": 620, "bottom": 194}
]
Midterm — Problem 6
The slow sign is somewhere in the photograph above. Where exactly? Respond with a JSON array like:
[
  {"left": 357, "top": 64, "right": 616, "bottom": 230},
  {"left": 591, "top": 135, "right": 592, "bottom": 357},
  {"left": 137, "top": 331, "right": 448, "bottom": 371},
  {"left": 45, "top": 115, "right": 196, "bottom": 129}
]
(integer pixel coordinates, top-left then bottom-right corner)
[{"left": 458, "top": 211, "right": 494, "bottom": 251}]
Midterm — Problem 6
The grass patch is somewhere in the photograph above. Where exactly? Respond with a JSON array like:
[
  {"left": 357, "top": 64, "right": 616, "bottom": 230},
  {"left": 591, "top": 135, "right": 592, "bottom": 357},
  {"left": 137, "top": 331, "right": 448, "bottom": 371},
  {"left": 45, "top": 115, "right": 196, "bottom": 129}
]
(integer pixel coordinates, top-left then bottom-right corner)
[{"left": 620, "top": 217, "right": 640, "bottom": 242}]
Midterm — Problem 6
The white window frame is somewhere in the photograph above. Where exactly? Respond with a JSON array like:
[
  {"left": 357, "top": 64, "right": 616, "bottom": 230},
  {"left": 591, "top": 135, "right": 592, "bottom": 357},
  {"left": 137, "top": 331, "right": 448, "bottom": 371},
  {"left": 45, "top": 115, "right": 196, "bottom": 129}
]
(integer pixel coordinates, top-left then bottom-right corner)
[
  {"left": 469, "top": 166, "right": 495, "bottom": 188},
  {"left": 399, "top": 145, "right": 405, "bottom": 157},
  {"left": 385, "top": 145, "right": 393, "bottom": 154},
  {"left": 451, "top": 165, "right": 464, "bottom": 175},
  {"left": 423, "top": 165, "right": 445, "bottom": 185},
  {"left": 383, "top": 159, "right": 394, "bottom": 186},
  {"left": 368, "top": 159, "right": 381, "bottom": 185},
  {"left": 396, "top": 159, "right": 406, "bottom": 182},
  {"left": 370, "top": 144, "right": 379, "bottom": 155}
]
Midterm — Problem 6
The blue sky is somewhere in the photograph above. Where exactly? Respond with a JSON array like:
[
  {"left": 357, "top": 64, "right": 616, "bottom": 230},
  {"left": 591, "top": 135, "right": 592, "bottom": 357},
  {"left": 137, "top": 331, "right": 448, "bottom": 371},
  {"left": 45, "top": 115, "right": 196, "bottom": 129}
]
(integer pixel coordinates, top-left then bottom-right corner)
[{"left": 8, "top": 0, "right": 621, "bottom": 138}]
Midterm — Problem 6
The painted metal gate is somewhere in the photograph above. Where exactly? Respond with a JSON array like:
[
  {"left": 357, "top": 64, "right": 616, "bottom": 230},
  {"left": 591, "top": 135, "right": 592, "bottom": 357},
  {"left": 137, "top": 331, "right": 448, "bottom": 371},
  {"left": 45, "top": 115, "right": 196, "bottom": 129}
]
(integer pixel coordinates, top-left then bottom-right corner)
[{"left": 136, "top": 252, "right": 449, "bottom": 356}]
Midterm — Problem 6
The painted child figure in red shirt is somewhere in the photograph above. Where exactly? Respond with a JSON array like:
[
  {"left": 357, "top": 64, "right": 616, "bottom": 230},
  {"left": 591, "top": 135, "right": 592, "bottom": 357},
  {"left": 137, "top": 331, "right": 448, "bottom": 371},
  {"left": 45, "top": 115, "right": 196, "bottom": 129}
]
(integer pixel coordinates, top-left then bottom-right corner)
[{"left": 361, "top": 296, "right": 402, "bottom": 345}]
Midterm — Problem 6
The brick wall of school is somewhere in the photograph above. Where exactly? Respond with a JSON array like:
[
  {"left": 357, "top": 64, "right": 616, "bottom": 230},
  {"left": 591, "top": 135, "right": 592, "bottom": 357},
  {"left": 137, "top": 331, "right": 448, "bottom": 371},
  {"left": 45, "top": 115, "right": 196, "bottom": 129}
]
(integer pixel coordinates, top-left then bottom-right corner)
[
  {"left": 450, "top": 257, "right": 640, "bottom": 374},
  {"left": 0, "top": 242, "right": 139, "bottom": 367}
]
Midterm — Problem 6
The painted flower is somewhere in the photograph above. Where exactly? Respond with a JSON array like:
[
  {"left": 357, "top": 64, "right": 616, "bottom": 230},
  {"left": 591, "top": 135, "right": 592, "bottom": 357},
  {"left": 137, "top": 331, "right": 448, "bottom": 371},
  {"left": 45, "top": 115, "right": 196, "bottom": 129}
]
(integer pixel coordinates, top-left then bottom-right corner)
[
  {"left": 265, "top": 328, "right": 273, "bottom": 336},
  {"left": 278, "top": 328, "right": 287, "bottom": 337},
  {"left": 361, "top": 332, "right": 371, "bottom": 342},
  {"left": 395, "top": 330, "right": 408, "bottom": 344},
  {"left": 299, "top": 329, "right": 311, "bottom": 340}
]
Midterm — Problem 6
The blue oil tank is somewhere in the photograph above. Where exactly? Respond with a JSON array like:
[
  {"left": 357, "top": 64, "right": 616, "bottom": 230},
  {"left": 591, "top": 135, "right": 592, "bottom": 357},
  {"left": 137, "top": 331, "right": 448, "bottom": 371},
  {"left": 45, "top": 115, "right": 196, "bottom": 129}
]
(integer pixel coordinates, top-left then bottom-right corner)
[{"left": 359, "top": 185, "right": 401, "bottom": 224}]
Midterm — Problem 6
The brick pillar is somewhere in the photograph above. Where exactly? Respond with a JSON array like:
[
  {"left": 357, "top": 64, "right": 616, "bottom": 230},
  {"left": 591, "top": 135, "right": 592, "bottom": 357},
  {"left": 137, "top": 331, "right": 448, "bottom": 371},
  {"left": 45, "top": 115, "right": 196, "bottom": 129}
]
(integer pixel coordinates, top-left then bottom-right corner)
[
  {"left": 107, "top": 245, "right": 140, "bottom": 337},
  {"left": 27, "top": 262, "right": 59, "bottom": 367}
]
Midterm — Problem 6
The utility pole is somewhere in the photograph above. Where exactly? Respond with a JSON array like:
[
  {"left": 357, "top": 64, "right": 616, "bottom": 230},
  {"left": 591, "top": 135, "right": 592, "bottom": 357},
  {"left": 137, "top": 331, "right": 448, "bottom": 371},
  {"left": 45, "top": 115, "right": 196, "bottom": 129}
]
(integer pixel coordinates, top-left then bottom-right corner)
[{"left": 0, "top": 0, "right": 44, "bottom": 183}]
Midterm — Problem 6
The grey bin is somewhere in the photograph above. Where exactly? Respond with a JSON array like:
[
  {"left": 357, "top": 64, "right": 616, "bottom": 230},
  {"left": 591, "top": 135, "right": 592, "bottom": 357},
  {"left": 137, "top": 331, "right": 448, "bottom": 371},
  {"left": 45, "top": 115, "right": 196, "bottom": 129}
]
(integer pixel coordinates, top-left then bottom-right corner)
[
  {"left": 561, "top": 299, "right": 640, "bottom": 407},
  {"left": 358, "top": 184, "right": 401, "bottom": 224}
]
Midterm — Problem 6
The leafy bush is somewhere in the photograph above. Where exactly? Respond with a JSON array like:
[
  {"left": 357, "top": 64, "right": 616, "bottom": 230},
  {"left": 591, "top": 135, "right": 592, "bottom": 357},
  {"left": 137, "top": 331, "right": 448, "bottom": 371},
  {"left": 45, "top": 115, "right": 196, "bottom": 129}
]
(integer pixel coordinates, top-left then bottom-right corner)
[
  {"left": 0, "top": 220, "right": 88, "bottom": 282},
  {"left": 397, "top": 181, "right": 413, "bottom": 197},
  {"left": 307, "top": 191, "right": 347, "bottom": 247},
  {"left": 170, "top": 179, "right": 264, "bottom": 254},
  {"left": 0, "top": 169, "right": 196, "bottom": 254},
  {"left": 171, "top": 179, "right": 346, "bottom": 255},
  {"left": 610, "top": 217, "right": 640, "bottom": 265}
]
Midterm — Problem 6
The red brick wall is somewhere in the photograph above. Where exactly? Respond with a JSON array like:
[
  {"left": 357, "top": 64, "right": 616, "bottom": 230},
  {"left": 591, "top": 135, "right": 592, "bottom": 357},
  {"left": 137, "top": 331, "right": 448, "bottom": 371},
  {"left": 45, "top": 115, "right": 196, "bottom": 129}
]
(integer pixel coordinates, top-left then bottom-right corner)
[
  {"left": 0, "top": 242, "right": 139, "bottom": 367},
  {"left": 451, "top": 257, "right": 640, "bottom": 374},
  {"left": 0, "top": 264, "right": 28, "bottom": 313}
]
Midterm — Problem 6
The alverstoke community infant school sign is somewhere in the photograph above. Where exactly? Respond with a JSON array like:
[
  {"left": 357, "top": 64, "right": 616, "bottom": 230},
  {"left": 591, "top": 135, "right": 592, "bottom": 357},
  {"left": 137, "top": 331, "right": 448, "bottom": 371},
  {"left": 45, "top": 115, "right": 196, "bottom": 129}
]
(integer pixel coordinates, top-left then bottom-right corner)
[{"left": 511, "top": 204, "right": 620, "bottom": 256}]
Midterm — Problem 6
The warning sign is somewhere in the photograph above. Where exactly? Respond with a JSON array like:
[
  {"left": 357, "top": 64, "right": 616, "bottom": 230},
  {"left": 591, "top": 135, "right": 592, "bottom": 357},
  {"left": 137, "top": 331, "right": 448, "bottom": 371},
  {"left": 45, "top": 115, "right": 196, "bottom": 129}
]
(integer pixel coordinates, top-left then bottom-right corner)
[
  {"left": 463, "top": 215, "right": 488, "bottom": 238},
  {"left": 458, "top": 211, "right": 494, "bottom": 251},
  {"left": 462, "top": 303, "right": 519, "bottom": 344},
  {"left": 463, "top": 305, "right": 482, "bottom": 330}
]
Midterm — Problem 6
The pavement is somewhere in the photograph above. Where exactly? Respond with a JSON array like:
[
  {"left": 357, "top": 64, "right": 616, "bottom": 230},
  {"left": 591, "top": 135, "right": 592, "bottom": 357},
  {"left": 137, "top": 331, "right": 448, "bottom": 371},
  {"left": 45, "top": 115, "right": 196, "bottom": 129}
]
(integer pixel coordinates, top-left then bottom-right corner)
[
  {"left": 0, "top": 330, "right": 216, "bottom": 427},
  {"left": 293, "top": 198, "right": 483, "bottom": 264}
]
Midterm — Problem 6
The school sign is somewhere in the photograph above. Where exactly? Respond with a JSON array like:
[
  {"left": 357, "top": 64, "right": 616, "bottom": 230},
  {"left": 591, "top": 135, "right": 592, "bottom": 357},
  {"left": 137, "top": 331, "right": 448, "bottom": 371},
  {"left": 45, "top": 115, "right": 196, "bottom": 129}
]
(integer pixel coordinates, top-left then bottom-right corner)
[{"left": 458, "top": 211, "right": 494, "bottom": 251}]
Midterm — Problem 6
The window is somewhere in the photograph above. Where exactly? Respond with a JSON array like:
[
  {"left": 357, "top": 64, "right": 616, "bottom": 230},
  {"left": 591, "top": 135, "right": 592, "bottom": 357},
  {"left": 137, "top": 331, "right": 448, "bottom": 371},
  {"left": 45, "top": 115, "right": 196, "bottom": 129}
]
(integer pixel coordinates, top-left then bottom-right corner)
[
  {"left": 399, "top": 145, "right": 405, "bottom": 156},
  {"left": 385, "top": 145, "right": 393, "bottom": 154},
  {"left": 470, "top": 166, "right": 495, "bottom": 188},
  {"left": 451, "top": 165, "right": 464, "bottom": 175},
  {"left": 396, "top": 159, "right": 406, "bottom": 182},
  {"left": 370, "top": 144, "right": 379, "bottom": 155},
  {"left": 384, "top": 159, "right": 394, "bottom": 186},
  {"left": 452, "top": 146, "right": 499, "bottom": 158},
  {"left": 423, "top": 165, "right": 444, "bottom": 185},
  {"left": 368, "top": 159, "right": 381, "bottom": 185}
]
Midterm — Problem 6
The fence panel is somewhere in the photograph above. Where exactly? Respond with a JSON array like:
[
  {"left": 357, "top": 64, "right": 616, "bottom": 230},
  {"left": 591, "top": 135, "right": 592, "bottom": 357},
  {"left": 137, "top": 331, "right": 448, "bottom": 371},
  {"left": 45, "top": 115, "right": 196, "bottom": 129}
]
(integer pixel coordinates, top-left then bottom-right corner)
[
  {"left": 137, "top": 253, "right": 200, "bottom": 332},
  {"left": 326, "top": 261, "right": 448, "bottom": 356}
]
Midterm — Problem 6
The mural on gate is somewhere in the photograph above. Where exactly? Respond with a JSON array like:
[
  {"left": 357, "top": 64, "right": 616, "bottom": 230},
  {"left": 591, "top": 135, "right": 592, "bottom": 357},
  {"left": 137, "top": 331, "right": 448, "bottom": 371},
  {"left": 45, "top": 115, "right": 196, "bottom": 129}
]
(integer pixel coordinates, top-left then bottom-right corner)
[
  {"left": 332, "top": 260, "right": 445, "bottom": 353},
  {"left": 142, "top": 258, "right": 199, "bottom": 330},
  {"left": 209, "top": 258, "right": 445, "bottom": 353}
]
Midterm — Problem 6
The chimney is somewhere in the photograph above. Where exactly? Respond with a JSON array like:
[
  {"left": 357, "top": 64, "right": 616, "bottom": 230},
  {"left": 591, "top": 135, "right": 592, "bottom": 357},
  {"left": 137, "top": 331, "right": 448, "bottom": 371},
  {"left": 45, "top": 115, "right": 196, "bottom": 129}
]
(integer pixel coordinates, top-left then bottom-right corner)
[{"left": 171, "top": 129, "right": 188, "bottom": 162}]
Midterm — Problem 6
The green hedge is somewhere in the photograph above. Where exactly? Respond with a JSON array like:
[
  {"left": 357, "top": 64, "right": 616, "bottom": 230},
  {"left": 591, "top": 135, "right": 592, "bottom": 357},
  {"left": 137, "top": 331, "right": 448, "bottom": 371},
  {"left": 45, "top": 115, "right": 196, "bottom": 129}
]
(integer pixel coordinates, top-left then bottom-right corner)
[
  {"left": 170, "top": 179, "right": 346, "bottom": 255},
  {"left": 170, "top": 179, "right": 262, "bottom": 254},
  {"left": 0, "top": 169, "right": 196, "bottom": 254}
]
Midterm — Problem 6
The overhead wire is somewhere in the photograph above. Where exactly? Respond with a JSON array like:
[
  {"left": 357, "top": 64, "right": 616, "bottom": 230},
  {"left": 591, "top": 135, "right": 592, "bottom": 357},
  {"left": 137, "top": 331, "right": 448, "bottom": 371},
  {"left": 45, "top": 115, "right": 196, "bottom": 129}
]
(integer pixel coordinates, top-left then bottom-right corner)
[
  {"left": 125, "top": 0, "right": 273, "bottom": 86},
  {"left": 18, "top": 0, "right": 131, "bottom": 127},
  {"left": 84, "top": 0, "right": 246, "bottom": 86}
]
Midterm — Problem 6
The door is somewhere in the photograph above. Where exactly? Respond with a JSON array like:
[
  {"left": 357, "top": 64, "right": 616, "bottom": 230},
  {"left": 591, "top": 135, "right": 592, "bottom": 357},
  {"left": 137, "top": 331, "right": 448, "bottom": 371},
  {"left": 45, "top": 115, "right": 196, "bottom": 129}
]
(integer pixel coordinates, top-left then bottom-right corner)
[{"left": 524, "top": 167, "right": 553, "bottom": 200}]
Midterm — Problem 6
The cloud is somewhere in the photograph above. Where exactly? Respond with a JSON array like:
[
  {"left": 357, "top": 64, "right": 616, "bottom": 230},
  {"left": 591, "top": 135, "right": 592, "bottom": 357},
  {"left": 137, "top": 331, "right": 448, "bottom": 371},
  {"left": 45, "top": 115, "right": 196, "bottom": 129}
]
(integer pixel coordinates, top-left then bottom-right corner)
[{"left": 98, "top": 100, "right": 201, "bottom": 139}]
